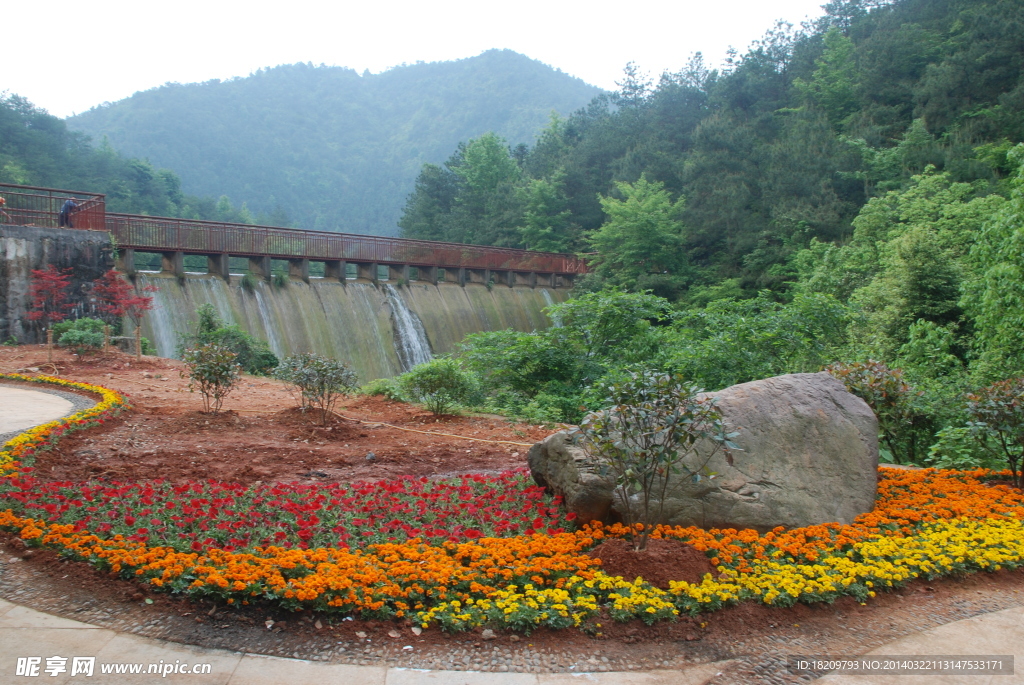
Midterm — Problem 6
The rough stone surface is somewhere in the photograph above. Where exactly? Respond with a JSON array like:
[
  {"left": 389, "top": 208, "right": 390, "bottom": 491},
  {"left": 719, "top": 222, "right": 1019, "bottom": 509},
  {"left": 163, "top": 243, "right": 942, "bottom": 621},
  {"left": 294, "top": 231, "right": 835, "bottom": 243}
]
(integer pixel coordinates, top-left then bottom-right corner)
[
  {"left": 528, "top": 372, "right": 879, "bottom": 531},
  {"left": 0, "top": 224, "right": 114, "bottom": 343}
]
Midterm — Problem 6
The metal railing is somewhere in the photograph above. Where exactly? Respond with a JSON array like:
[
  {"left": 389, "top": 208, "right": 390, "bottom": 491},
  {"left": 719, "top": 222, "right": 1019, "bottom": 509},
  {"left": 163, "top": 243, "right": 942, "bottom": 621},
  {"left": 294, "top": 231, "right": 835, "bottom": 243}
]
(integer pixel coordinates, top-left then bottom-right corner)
[
  {"left": 0, "top": 182, "right": 585, "bottom": 274},
  {"left": 0, "top": 183, "right": 105, "bottom": 231},
  {"left": 107, "top": 213, "right": 587, "bottom": 274}
]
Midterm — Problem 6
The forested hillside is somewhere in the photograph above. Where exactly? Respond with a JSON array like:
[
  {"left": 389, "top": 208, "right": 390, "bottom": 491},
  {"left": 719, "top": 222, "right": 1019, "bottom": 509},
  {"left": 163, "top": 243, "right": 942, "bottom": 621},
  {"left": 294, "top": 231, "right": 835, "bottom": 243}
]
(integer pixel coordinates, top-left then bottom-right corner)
[
  {"left": 402, "top": 0, "right": 1024, "bottom": 473},
  {"left": 404, "top": 0, "right": 1023, "bottom": 297},
  {"left": 67, "top": 50, "right": 602, "bottom": 235},
  {"left": 0, "top": 94, "right": 265, "bottom": 223}
]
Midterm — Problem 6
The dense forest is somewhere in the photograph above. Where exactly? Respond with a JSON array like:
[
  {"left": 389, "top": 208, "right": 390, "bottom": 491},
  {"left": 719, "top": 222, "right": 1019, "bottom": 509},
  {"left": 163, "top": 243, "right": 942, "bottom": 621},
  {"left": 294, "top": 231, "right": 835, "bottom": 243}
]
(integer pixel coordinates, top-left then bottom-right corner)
[
  {"left": 66, "top": 50, "right": 602, "bottom": 235},
  {"left": 0, "top": 93, "right": 269, "bottom": 224},
  {"left": 390, "top": 0, "right": 1024, "bottom": 470},
  {"left": 403, "top": 0, "right": 1023, "bottom": 293}
]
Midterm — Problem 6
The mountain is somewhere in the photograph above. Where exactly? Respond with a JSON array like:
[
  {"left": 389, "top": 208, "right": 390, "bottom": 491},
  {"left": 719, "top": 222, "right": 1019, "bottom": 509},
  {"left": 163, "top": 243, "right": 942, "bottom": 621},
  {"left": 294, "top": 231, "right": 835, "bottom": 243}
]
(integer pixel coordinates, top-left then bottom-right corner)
[{"left": 67, "top": 50, "right": 603, "bottom": 235}]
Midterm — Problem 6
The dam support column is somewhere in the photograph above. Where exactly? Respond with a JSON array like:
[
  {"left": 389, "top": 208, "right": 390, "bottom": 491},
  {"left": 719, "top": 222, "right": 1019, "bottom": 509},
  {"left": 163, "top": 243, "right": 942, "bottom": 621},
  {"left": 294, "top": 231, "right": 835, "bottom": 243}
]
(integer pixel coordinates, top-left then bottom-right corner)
[
  {"left": 249, "top": 256, "right": 272, "bottom": 282},
  {"left": 116, "top": 248, "right": 136, "bottom": 276},
  {"left": 491, "top": 270, "right": 513, "bottom": 288},
  {"left": 208, "top": 253, "right": 231, "bottom": 281},
  {"left": 419, "top": 266, "right": 438, "bottom": 285},
  {"left": 289, "top": 258, "right": 310, "bottom": 284},
  {"left": 161, "top": 251, "right": 184, "bottom": 278},
  {"left": 389, "top": 264, "right": 409, "bottom": 284},
  {"left": 325, "top": 260, "right": 346, "bottom": 283},
  {"left": 356, "top": 262, "right": 378, "bottom": 284},
  {"left": 458, "top": 267, "right": 467, "bottom": 287}
]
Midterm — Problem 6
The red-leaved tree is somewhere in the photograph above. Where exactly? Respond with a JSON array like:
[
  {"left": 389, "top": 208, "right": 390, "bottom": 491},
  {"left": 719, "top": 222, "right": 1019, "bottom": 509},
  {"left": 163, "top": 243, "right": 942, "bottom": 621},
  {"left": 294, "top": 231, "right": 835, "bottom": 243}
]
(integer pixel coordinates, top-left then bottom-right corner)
[
  {"left": 94, "top": 270, "right": 157, "bottom": 358},
  {"left": 26, "top": 265, "right": 73, "bottom": 329}
]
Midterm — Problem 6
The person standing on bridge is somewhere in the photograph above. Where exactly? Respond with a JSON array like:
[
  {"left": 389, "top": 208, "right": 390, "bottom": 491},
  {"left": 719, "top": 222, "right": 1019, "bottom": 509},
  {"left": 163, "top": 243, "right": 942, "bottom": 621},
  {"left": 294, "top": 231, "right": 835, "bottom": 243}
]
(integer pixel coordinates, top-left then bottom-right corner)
[
  {"left": 0, "top": 197, "right": 10, "bottom": 223},
  {"left": 59, "top": 198, "right": 79, "bottom": 228}
]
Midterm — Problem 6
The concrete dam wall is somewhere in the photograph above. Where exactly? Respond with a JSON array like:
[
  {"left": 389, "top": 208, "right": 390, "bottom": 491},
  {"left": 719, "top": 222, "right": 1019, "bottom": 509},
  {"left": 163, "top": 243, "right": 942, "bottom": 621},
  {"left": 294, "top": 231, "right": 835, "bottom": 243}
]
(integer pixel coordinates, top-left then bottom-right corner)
[
  {"left": 1, "top": 224, "right": 569, "bottom": 380},
  {"left": 139, "top": 274, "right": 566, "bottom": 382}
]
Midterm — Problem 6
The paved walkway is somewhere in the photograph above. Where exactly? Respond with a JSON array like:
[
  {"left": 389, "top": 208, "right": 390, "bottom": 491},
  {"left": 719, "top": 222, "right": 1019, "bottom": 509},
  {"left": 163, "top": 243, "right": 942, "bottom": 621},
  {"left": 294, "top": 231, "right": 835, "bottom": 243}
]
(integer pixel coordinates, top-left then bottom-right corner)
[
  {"left": 2, "top": 385, "right": 1024, "bottom": 683},
  {"left": 0, "top": 387, "right": 74, "bottom": 435}
]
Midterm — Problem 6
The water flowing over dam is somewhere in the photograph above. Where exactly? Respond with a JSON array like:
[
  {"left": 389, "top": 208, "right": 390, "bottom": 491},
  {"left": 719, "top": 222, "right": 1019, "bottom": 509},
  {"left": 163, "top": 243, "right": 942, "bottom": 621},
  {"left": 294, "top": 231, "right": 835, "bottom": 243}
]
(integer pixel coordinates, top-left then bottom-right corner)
[{"left": 137, "top": 273, "right": 567, "bottom": 382}]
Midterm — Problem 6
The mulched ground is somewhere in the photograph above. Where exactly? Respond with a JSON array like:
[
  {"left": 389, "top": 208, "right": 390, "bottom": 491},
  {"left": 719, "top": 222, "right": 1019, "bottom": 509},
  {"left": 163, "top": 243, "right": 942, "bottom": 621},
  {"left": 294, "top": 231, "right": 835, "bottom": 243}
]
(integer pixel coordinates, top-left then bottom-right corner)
[{"left": 3, "top": 344, "right": 1024, "bottom": 682}]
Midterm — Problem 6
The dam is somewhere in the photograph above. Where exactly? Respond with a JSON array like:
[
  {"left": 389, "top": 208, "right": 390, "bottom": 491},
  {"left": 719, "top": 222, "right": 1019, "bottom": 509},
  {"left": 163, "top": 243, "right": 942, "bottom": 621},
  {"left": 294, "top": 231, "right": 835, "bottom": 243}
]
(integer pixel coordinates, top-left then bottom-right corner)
[
  {"left": 0, "top": 183, "right": 580, "bottom": 380},
  {"left": 137, "top": 272, "right": 565, "bottom": 381}
]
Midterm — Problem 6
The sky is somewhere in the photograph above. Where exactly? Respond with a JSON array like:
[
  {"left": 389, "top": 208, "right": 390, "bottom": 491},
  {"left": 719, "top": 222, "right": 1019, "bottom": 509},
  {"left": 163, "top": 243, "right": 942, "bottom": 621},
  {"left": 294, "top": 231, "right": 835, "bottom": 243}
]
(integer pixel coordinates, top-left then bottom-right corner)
[{"left": 7, "top": 0, "right": 828, "bottom": 119}]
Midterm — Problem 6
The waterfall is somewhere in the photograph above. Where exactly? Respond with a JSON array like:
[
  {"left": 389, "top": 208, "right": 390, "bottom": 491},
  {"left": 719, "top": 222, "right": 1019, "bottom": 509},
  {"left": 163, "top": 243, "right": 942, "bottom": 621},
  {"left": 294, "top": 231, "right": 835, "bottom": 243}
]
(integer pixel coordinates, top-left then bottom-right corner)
[
  {"left": 253, "top": 287, "right": 284, "bottom": 358},
  {"left": 540, "top": 289, "right": 561, "bottom": 327},
  {"left": 382, "top": 284, "right": 432, "bottom": 371}
]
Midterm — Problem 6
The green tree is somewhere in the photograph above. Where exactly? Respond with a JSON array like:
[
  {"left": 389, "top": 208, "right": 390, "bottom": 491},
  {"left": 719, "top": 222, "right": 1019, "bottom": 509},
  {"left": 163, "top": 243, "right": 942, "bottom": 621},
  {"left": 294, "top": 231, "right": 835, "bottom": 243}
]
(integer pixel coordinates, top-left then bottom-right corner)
[
  {"left": 964, "top": 145, "right": 1024, "bottom": 380},
  {"left": 588, "top": 174, "right": 686, "bottom": 288},
  {"left": 794, "top": 27, "right": 862, "bottom": 126},
  {"left": 517, "top": 169, "right": 573, "bottom": 252}
]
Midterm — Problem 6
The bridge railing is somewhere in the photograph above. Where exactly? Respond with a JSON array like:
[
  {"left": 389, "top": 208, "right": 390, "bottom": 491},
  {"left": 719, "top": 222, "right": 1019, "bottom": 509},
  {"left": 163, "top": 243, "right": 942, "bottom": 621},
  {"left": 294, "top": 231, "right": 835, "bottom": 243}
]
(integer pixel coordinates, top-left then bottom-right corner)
[
  {"left": 106, "top": 213, "right": 586, "bottom": 273},
  {"left": 0, "top": 184, "right": 105, "bottom": 231}
]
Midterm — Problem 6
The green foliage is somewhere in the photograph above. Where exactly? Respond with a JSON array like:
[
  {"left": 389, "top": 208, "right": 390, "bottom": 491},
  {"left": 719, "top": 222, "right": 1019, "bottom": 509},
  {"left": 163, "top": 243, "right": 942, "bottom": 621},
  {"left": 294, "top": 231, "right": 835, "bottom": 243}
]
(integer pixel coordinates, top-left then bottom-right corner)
[
  {"left": 399, "top": 358, "right": 478, "bottom": 416},
  {"left": 966, "top": 378, "right": 1024, "bottom": 488},
  {"left": 575, "top": 371, "right": 735, "bottom": 551},
  {"left": 56, "top": 318, "right": 106, "bottom": 355},
  {"left": 181, "top": 343, "right": 241, "bottom": 414},
  {"left": 827, "top": 360, "right": 932, "bottom": 465},
  {"left": 963, "top": 145, "right": 1024, "bottom": 380},
  {"left": 240, "top": 272, "right": 258, "bottom": 293},
  {"left": 274, "top": 354, "right": 359, "bottom": 425},
  {"left": 361, "top": 377, "right": 406, "bottom": 402},
  {"left": 179, "top": 304, "right": 278, "bottom": 375},
  {"left": 924, "top": 425, "right": 1002, "bottom": 471},
  {"left": 588, "top": 174, "right": 687, "bottom": 290}
]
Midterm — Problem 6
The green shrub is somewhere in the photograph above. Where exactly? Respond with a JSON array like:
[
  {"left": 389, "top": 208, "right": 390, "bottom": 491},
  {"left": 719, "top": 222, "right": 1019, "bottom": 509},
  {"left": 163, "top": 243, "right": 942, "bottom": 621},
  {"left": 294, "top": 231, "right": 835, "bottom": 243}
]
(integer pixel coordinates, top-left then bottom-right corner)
[
  {"left": 966, "top": 378, "right": 1024, "bottom": 488},
  {"left": 240, "top": 272, "right": 259, "bottom": 293},
  {"left": 181, "top": 343, "right": 241, "bottom": 413},
  {"left": 179, "top": 304, "right": 278, "bottom": 375},
  {"left": 575, "top": 370, "right": 737, "bottom": 552},
  {"left": 273, "top": 353, "right": 359, "bottom": 424},
  {"left": 924, "top": 425, "right": 1003, "bottom": 470},
  {"left": 399, "top": 358, "right": 478, "bottom": 415},
  {"left": 826, "top": 360, "right": 933, "bottom": 465},
  {"left": 56, "top": 318, "right": 106, "bottom": 355},
  {"left": 361, "top": 377, "right": 406, "bottom": 401}
]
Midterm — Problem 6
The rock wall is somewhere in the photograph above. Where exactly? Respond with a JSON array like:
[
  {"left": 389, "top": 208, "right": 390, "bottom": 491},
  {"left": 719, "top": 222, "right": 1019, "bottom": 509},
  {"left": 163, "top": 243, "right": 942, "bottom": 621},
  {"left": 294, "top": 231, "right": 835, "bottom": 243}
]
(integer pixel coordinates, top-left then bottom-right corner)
[{"left": 0, "top": 225, "right": 114, "bottom": 343}]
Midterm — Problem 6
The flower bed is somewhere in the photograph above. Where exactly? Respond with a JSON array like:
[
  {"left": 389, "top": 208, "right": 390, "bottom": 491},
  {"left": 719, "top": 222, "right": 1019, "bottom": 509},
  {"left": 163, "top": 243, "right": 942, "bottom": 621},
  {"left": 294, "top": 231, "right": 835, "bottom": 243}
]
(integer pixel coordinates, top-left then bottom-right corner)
[{"left": 2, "top": 375, "right": 1024, "bottom": 633}]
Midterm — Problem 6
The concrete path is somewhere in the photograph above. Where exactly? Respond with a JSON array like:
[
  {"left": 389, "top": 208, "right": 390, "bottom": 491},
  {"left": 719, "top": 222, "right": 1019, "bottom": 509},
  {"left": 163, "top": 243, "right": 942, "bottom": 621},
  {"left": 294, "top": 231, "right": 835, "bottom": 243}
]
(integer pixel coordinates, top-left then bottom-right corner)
[
  {"left": 818, "top": 605, "right": 1024, "bottom": 684},
  {"left": 0, "top": 387, "right": 74, "bottom": 435},
  {"left": 0, "top": 598, "right": 729, "bottom": 685}
]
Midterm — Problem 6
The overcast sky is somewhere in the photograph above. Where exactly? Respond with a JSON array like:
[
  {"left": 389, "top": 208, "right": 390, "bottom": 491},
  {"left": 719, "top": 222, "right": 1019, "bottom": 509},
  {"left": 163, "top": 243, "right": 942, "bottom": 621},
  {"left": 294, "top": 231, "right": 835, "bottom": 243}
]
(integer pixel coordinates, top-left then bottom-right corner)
[{"left": 8, "top": 0, "right": 828, "bottom": 119}]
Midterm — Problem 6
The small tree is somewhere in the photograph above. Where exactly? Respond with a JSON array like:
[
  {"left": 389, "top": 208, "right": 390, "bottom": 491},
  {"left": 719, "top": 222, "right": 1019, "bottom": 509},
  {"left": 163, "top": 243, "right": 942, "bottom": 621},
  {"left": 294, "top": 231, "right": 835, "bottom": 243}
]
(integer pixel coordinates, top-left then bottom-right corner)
[
  {"left": 966, "top": 378, "right": 1024, "bottom": 488},
  {"left": 274, "top": 353, "right": 359, "bottom": 424},
  {"left": 575, "top": 371, "right": 736, "bottom": 552},
  {"left": 826, "top": 360, "right": 931, "bottom": 465},
  {"left": 400, "top": 358, "right": 478, "bottom": 415},
  {"left": 27, "top": 265, "right": 73, "bottom": 328},
  {"left": 181, "top": 343, "right": 241, "bottom": 414},
  {"left": 94, "top": 269, "right": 156, "bottom": 360}
]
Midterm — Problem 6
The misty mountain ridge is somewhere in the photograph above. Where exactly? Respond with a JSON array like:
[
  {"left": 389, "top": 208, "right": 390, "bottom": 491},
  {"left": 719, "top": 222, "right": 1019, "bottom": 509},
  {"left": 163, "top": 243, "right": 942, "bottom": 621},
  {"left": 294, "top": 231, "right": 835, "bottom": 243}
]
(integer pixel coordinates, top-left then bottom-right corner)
[{"left": 67, "top": 49, "right": 604, "bottom": 235}]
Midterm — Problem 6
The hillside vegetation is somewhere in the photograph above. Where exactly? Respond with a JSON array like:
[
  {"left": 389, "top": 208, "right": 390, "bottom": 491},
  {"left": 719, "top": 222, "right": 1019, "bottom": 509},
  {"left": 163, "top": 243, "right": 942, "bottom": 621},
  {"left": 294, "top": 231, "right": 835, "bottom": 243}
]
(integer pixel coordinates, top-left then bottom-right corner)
[
  {"left": 0, "top": 94, "right": 266, "bottom": 224},
  {"left": 67, "top": 50, "right": 602, "bottom": 235},
  {"left": 404, "top": 0, "right": 1023, "bottom": 292}
]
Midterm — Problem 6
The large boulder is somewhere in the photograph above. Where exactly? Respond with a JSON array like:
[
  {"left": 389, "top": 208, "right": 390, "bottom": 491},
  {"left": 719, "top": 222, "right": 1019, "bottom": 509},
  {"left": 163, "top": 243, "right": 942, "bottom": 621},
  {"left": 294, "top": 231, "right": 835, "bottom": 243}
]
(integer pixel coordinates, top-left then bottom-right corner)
[{"left": 527, "top": 372, "right": 878, "bottom": 531}]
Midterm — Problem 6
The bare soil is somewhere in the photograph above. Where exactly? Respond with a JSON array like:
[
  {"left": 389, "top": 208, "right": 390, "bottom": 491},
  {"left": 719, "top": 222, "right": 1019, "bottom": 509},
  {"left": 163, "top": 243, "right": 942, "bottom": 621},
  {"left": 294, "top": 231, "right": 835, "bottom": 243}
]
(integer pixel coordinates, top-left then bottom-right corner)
[
  {"left": 3, "top": 344, "right": 1024, "bottom": 681},
  {"left": 0, "top": 346, "right": 549, "bottom": 486}
]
